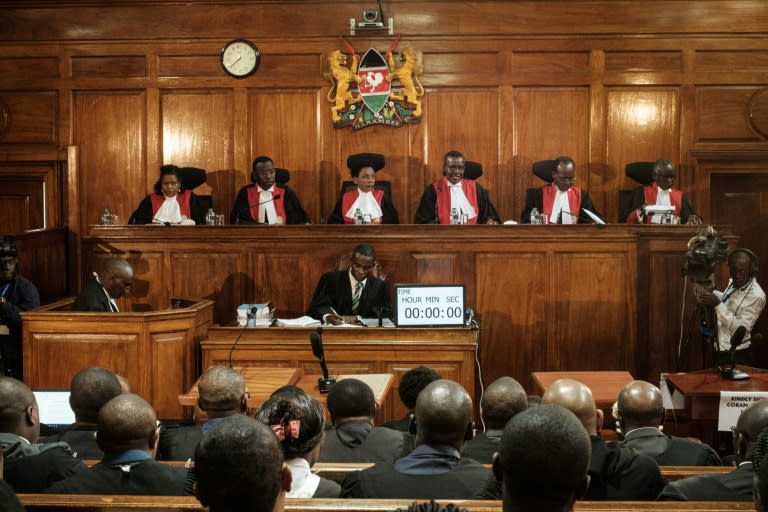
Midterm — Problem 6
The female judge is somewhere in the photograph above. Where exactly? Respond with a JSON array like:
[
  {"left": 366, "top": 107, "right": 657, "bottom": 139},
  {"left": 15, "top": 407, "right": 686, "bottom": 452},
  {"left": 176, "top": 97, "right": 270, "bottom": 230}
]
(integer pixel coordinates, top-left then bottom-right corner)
[
  {"left": 129, "top": 165, "right": 204, "bottom": 225},
  {"left": 328, "top": 153, "right": 399, "bottom": 224}
]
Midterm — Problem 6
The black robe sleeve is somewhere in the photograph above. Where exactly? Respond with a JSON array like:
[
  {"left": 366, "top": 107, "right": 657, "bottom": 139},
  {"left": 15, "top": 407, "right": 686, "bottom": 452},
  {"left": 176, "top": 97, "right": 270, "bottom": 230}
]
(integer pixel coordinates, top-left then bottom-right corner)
[
  {"left": 521, "top": 188, "right": 543, "bottom": 224},
  {"left": 230, "top": 186, "right": 257, "bottom": 225},
  {"left": 475, "top": 182, "right": 501, "bottom": 224},
  {"left": 680, "top": 193, "right": 695, "bottom": 223},
  {"left": 129, "top": 195, "right": 154, "bottom": 225},
  {"left": 188, "top": 192, "right": 204, "bottom": 225},
  {"left": 327, "top": 193, "right": 345, "bottom": 224},
  {"left": 579, "top": 190, "right": 604, "bottom": 223},
  {"left": 380, "top": 189, "right": 400, "bottom": 224},
  {"left": 282, "top": 186, "right": 310, "bottom": 225},
  {"left": 414, "top": 185, "right": 438, "bottom": 224}
]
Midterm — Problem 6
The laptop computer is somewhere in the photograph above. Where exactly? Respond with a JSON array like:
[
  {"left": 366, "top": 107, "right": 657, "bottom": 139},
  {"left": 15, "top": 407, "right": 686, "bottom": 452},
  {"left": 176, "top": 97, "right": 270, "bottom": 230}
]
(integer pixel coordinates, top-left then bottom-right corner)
[{"left": 33, "top": 390, "right": 75, "bottom": 430}]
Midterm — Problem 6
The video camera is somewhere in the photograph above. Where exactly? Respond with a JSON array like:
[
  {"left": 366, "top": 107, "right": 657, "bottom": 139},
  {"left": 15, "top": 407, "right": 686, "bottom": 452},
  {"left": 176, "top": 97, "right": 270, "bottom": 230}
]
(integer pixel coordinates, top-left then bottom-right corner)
[{"left": 681, "top": 226, "right": 729, "bottom": 289}]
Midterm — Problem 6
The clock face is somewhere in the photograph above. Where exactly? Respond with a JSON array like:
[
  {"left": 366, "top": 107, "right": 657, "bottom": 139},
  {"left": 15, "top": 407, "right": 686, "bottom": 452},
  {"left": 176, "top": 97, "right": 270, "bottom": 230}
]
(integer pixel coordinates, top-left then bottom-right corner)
[{"left": 221, "top": 39, "right": 260, "bottom": 78}]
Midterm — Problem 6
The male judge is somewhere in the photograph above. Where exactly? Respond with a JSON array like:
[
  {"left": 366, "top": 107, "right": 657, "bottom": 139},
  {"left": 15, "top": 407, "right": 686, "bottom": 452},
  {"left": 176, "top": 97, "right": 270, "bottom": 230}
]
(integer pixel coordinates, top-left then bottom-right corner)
[
  {"left": 72, "top": 257, "right": 134, "bottom": 312},
  {"left": 306, "top": 244, "right": 391, "bottom": 325},
  {"left": 695, "top": 248, "right": 766, "bottom": 365},
  {"left": 626, "top": 159, "right": 695, "bottom": 224},
  {"left": 0, "top": 236, "right": 40, "bottom": 379},
  {"left": 230, "top": 156, "right": 309, "bottom": 225},
  {"left": 521, "top": 156, "right": 603, "bottom": 224},
  {"left": 414, "top": 150, "right": 500, "bottom": 224}
]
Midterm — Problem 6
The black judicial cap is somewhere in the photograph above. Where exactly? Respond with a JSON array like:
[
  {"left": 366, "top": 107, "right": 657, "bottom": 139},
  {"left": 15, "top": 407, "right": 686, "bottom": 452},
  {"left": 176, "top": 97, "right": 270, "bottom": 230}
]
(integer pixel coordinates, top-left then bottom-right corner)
[
  {"left": 0, "top": 236, "right": 18, "bottom": 258},
  {"left": 532, "top": 160, "right": 556, "bottom": 183},
  {"left": 625, "top": 161, "right": 655, "bottom": 185},
  {"left": 275, "top": 168, "right": 291, "bottom": 184},
  {"left": 177, "top": 167, "right": 207, "bottom": 189},
  {"left": 347, "top": 153, "right": 385, "bottom": 177}
]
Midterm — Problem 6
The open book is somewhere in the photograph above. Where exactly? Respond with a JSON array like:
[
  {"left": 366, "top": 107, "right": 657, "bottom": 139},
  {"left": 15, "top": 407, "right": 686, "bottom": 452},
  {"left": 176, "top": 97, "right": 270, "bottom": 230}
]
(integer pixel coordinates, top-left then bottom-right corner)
[{"left": 275, "top": 316, "right": 321, "bottom": 327}]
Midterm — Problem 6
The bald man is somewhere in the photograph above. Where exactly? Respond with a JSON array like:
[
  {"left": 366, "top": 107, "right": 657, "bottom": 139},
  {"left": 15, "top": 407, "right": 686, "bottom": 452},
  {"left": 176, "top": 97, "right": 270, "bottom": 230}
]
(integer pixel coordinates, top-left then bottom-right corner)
[
  {"left": 158, "top": 365, "right": 248, "bottom": 461},
  {"left": 659, "top": 398, "right": 768, "bottom": 501},
  {"left": 616, "top": 380, "right": 720, "bottom": 466},
  {"left": 72, "top": 257, "right": 134, "bottom": 312},
  {"left": 542, "top": 378, "right": 664, "bottom": 500},
  {"left": 341, "top": 379, "right": 490, "bottom": 499},
  {"left": 463, "top": 376, "right": 527, "bottom": 464},
  {"left": 494, "top": 404, "right": 591, "bottom": 512},
  {"left": 0, "top": 377, "right": 86, "bottom": 492},
  {"left": 46, "top": 394, "right": 188, "bottom": 495},
  {"left": 195, "top": 415, "right": 291, "bottom": 512},
  {"left": 43, "top": 367, "right": 123, "bottom": 460}
]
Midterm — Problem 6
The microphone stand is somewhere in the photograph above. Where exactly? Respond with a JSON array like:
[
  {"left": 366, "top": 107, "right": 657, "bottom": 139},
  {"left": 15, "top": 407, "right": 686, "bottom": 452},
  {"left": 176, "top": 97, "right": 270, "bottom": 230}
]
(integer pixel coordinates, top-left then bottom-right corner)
[{"left": 310, "top": 327, "right": 336, "bottom": 393}]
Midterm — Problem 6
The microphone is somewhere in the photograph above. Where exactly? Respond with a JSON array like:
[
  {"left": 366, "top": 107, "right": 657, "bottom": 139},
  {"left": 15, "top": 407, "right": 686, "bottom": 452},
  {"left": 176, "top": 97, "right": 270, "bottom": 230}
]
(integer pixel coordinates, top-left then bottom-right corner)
[
  {"left": 720, "top": 326, "right": 751, "bottom": 380},
  {"left": 434, "top": 185, "right": 442, "bottom": 224},
  {"left": 558, "top": 209, "right": 606, "bottom": 226},
  {"left": 227, "top": 307, "right": 259, "bottom": 368},
  {"left": 310, "top": 327, "right": 336, "bottom": 392},
  {"left": 233, "top": 192, "right": 281, "bottom": 224}
]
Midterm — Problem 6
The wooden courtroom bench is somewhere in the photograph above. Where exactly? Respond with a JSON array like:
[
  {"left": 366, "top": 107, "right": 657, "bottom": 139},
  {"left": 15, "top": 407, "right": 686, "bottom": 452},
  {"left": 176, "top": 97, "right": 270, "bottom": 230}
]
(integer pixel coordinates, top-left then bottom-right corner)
[{"left": 17, "top": 495, "right": 757, "bottom": 512}]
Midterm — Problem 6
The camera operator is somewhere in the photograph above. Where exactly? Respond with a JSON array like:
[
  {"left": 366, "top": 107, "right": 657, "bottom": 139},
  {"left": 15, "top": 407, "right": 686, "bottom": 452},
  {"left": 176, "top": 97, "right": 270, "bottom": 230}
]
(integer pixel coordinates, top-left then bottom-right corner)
[
  {"left": 0, "top": 236, "right": 41, "bottom": 380},
  {"left": 695, "top": 248, "right": 766, "bottom": 366}
]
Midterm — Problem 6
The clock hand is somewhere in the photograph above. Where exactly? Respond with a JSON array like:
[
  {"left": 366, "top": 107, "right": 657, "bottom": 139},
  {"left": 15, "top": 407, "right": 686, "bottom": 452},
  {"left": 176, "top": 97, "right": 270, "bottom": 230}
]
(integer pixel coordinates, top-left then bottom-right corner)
[{"left": 228, "top": 55, "right": 242, "bottom": 67}]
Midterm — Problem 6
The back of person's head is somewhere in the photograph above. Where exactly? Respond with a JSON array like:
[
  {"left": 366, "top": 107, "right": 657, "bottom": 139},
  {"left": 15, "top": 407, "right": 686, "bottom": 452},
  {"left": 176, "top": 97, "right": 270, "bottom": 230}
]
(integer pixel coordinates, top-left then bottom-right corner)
[
  {"left": 494, "top": 404, "right": 591, "bottom": 512},
  {"left": 615, "top": 380, "right": 663, "bottom": 431},
  {"left": 195, "top": 415, "right": 288, "bottom": 512},
  {"left": 541, "top": 378, "right": 600, "bottom": 435},
  {"left": 327, "top": 378, "right": 375, "bottom": 424},
  {"left": 413, "top": 379, "right": 473, "bottom": 449},
  {"left": 481, "top": 377, "right": 527, "bottom": 429},
  {"left": 255, "top": 387, "right": 325, "bottom": 461},
  {"left": 399, "top": 366, "right": 442, "bottom": 411},
  {"left": 69, "top": 367, "right": 123, "bottom": 424},
  {"left": 96, "top": 393, "right": 158, "bottom": 455},
  {"left": 197, "top": 366, "right": 247, "bottom": 417},
  {"left": 0, "top": 376, "right": 38, "bottom": 442},
  {"left": 734, "top": 398, "right": 768, "bottom": 462},
  {"left": 393, "top": 503, "right": 468, "bottom": 512},
  {"left": 756, "top": 426, "right": 768, "bottom": 512}
]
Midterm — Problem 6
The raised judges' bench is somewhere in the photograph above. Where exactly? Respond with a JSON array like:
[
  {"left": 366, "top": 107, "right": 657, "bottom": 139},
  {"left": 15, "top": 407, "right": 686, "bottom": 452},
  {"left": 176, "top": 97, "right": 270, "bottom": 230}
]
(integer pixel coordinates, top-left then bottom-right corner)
[{"left": 201, "top": 326, "right": 478, "bottom": 423}]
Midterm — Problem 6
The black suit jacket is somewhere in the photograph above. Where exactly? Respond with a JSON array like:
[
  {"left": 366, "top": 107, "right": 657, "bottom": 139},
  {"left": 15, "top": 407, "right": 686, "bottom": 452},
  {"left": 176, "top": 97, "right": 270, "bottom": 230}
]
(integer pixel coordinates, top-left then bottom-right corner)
[
  {"left": 461, "top": 431, "right": 502, "bottom": 465},
  {"left": 156, "top": 424, "right": 203, "bottom": 461},
  {"left": 622, "top": 428, "right": 721, "bottom": 466},
  {"left": 586, "top": 435, "right": 665, "bottom": 500},
  {"left": 521, "top": 187, "right": 604, "bottom": 224},
  {"left": 72, "top": 277, "right": 112, "bottom": 312},
  {"left": 307, "top": 270, "right": 390, "bottom": 319},
  {"left": 658, "top": 462, "right": 753, "bottom": 501},
  {"left": 43, "top": 425, "right": 102, "bottom": 461},
  {"left": 319, "top": 422, "right": 404, "bottom": 463},
  {"left": 44, "top": 458, "right": 189, "bottom": 495}
]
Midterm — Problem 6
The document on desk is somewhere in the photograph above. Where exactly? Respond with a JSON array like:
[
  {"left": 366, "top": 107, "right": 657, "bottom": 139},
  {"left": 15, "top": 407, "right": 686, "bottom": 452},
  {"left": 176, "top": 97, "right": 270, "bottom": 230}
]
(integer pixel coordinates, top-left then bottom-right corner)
[{"left": 276, "top": 316, "right": 321, "bottom": 327}]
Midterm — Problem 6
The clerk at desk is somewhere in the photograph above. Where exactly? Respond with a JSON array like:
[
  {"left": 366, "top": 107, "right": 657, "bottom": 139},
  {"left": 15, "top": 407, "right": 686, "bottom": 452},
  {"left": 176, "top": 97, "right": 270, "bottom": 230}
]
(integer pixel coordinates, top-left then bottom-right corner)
[{"left": 307, "top": 244, "right": 391, "bottom": 325}]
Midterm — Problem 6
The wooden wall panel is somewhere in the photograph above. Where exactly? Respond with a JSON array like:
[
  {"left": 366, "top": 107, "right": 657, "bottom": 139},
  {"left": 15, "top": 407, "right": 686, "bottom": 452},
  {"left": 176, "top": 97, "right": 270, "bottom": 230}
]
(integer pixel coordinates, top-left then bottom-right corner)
[
  {"left": 73, "top": 91, "right": 145, "bottom": 234},
  {"left": 258, "top": 253, "right": 306, "bottom": 318},
  {"left": 161, "top": 90, "right": 234, "bottom": 216},
  {"left": 696, "top": 50, "right": 768, "bottom": 72},
  {"left": 170, "top": 250, "right": 242, "bottom": 323},
  {"left": 604, "top": 51, "right": 682, "bottom": 72},
  {"left": 0, "top": 163, "right": 60, "bottom": 231},
  {"left": 149, "top": 331, "right": 190, "bottom": 417},
  {"left": 124, "top": 250, "right": 165, "bottom": 313},
  {"left": 697, "top": 87, "right": 763, "bottom": 142},
  {"left": 0, "top": 91, "right": 57, "bottom": 143},
  {"left": 605, "top": 88, "right": 679, "bottom": 221},
  {"left": 71, "top": 56, "right": 146, "bottom": 78},
  {"left": 0, "top": 57, "right": 58, "bottom": 81}
]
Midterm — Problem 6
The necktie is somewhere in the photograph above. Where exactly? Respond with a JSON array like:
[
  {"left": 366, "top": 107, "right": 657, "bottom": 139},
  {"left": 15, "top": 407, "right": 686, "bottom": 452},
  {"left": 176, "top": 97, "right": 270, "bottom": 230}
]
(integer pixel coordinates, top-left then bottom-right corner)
[{"left": 352, "top": 282, "right": 363, "bottom": 313}]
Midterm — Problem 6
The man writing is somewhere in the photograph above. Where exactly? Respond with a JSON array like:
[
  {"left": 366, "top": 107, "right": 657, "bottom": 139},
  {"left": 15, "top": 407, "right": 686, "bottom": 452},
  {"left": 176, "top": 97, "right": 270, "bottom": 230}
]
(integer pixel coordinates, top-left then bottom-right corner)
[
  {"left": 307, "top": 243, "right": 391, "bottom": 325},
  {"left": 72, "top": 257, "right": 134, "bottom": 312}
]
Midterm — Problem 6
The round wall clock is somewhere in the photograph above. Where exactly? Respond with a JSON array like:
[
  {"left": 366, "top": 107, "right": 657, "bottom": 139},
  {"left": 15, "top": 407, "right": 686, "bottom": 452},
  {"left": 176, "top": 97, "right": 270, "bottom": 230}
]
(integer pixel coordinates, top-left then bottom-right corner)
[{"left": 221, "top": 39, "right": 260, "bottom": 78}]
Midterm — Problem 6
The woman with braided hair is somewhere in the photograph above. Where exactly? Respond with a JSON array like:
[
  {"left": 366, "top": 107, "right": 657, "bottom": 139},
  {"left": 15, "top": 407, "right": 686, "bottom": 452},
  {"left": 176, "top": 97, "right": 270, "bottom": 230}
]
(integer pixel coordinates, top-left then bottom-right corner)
[{"left": 255, "top": 386, "right": 341, "bottom": 498}]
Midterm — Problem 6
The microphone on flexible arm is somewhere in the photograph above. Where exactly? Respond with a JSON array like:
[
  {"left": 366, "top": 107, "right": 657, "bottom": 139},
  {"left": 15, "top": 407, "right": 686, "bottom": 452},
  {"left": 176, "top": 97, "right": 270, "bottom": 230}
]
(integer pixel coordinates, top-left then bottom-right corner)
[
  {"left": 310, "top": 327, "right": 336, "bottom": 392},
  {"left": 234, "top": 193, "right": 281, "bottom": 225},
  {"left": 434, "top": 185, "right": 442, "bottom": 224},
  {"left": 228, "top": 306, "right": 260, "bottom": 368},
  {"left": 720, "top": 325, "right": 750, "bottom": 380}
]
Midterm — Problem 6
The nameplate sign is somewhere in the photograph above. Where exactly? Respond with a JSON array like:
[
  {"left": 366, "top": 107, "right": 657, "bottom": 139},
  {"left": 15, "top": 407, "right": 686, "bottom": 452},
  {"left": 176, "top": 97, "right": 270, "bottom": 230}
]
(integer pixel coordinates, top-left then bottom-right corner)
[
  {"left": 718, "top": 391, "right": 768, "bottom": 431},
  {"left": 394, "top": 284, "right": 465, "bottom": 327}
]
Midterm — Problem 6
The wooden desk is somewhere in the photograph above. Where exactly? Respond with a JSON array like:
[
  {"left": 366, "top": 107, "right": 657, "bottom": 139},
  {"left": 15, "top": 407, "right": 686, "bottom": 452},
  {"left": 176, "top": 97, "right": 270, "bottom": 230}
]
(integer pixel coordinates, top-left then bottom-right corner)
[
  {"left": 531, "top": 371, "right": 635, "bottom": 408},
  {"left": 200, "top": 325, "right": 476, "bottom": 424}
]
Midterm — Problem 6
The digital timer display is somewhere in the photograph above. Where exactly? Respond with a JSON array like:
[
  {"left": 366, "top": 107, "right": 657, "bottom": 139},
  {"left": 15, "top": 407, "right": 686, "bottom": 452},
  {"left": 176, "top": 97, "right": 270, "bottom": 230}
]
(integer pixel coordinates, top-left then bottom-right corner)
[{"left": 394, "top": 284, "right": 466, "bottom": 327}]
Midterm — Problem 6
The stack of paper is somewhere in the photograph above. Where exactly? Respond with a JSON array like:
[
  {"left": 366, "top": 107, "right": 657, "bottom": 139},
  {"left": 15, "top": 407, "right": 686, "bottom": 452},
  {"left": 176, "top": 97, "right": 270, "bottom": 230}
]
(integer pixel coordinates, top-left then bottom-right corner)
[{"left": 276, "top": 316, "right": 321, "bottom": 327}]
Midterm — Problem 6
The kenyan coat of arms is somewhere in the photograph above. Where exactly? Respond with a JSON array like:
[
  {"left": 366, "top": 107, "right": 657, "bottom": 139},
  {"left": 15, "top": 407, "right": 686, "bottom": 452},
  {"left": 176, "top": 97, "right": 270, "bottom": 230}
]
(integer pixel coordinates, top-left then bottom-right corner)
[{"left": 325, "top": 40, "right": 424, "bottom": 130}]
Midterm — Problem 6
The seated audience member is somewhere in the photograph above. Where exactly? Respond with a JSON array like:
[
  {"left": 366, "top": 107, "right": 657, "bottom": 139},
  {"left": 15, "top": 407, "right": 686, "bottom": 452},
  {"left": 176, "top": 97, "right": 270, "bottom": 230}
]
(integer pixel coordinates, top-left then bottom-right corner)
[
  {"left": 615, "top": 380, "right": 720, "bottom": 466},
  {"left": 494, "top": 404, "right": 591, "bottom": 512},
  {"left": 195, "top": 415, "right": 291, "bottom": 512},
  {"left": 542, "top": 378, "right": 664, "bottom": 500},
  {"left": 0, "top": 453, "right": 24, "bottom": 512},
  {"left": 43, "top": 367, "right": 123, "bottom": 460},
  {"left": 329, "top": 154, "right": 399, "bottom": 224},
  {"left": 306, "top": 243, "right": 391, "bottom": 325},
  {"left": 462, "top": 376, "right": 527, "bottom": 464},
  {"left": 72, "top": 257, "right": 134, "bottom": 312},
  {"left": 754, "top": 427, "right": 768, "bottom": 512},
  {"left": 318, "top": 378, "right": 404, "bottom": 463},
  {"left": 0, "top": 377, "right": 85, "bottom": 492},
  {"left": 256, "top": 386, "right": 340, "bottom": 498},
  {"left": 158, "top": 365, "right": 248, "bottom": 461},
  {"left": 521, "top": 156, "right": 604, "bottom": 224},
  {"left": 381, "top": 366, "right": 442, "bottom": 432},
  {"left": 230, "top": 156, "right": 309, "bottom": 225},
  {"left": 0, "top": 236, "right": 41, "bottom": 380},
  {"left": 45, "top": 393, "right": 188, "bottom": 495},
  {"left": 695, "top": 248, "right": 766, "bottom": 366},
  {"left": 626, "top": 159, "right": 695, "bottom": 224},
  {"left": 129, "top": 164, "right": 204, "bottom": 225},
  {"left": 341, "top": 379, "right": 491, "bottom": 499},
  {"left": 415, "top": 150, "right": 501, "bottom": 224},
  {"left": 659, "top": 398, "right": 768, "bottom": 501}
]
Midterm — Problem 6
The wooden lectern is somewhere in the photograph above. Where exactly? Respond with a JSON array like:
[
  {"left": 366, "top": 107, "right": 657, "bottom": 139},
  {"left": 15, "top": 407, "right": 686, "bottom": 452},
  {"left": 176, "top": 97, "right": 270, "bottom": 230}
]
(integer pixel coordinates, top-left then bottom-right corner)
[{"left": 21, "top": 296, "right": 213, "bottom": 419}]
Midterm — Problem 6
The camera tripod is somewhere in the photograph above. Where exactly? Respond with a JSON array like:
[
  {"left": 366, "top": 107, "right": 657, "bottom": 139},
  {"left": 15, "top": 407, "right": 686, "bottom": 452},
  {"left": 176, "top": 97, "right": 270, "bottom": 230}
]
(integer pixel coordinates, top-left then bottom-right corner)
[{"left": 677, "top": 301, "right": 718, "bottom": 371}]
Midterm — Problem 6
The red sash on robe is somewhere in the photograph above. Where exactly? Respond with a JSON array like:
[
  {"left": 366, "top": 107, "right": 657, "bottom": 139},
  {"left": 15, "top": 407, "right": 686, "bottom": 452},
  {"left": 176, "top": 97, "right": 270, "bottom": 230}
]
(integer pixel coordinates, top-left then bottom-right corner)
[
  {"left": 433, "top": 179, "right": 479, "bottom": 225},
  {"left": 627, "top": 183, "right": 683, "bottom": 223},
  {"left": 150, "top": 190, "right": 192, "bottom": 222},
  {"left": 247, "top": 186, "right": 286, "bottom": 223},
  {"left": 542, "top": 184, "right": 581, "bottom": 223},
  {"left": 340, "top": 188, "right": 384, "bottom": 224}
]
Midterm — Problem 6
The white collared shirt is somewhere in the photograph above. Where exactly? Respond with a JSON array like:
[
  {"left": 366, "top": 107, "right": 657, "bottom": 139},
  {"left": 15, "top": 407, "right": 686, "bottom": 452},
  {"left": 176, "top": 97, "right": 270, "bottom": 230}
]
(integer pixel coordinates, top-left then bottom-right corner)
[
  {"left": 550, "top": 189, "right": 572, "bottom": 224},
  {"left": 345, "top": 189, "right": 383, "bottom": 221},
  {"left": 448, "top": 181, "right": 476, "bottom": 220}
]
